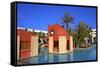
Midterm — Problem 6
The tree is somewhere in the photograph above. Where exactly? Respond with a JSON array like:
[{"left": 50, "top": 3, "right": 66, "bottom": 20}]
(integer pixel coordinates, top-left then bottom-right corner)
[
  {"left": 61, "top": 12, "right": 74, "bottom": 30},
  {"left": 76, "top": 21, "right": 91, "bottom": 47},
  {"left": 69, "top": 28, "right": 78, "bottom": 48},
  {"left": 38, "top": 32, "right": 46, "bottom": 38},
  {"left": 71, "top": 21, "right": 91, "bottom": 48},
  {"left": 32, "top": 30, "right": 37, "bottom": 35}
]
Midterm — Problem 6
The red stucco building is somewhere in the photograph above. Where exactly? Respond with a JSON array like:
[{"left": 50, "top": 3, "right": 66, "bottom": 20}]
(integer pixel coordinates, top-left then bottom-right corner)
[
  {"left": 17, "top": 29, "right": 38, "bottom": 60},
  {"left": 48, "top": 24, "right": 73, "bottom": 53},
  {"left": 17, "top": 24, "right": 74, "bottom": 60}
]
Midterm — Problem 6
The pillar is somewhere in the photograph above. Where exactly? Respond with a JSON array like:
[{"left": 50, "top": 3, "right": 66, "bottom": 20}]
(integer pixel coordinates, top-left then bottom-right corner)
[
  {"left": 92, "top": 37, "right": 94, "bottom": 43},
  {"left": 84, "top": 38, "right": 88, "bottom": 43},
  {"left": 69, "top": 35, "right": 73, "bottom": 52},
  {"left": 17, "top": 35, "right": 20, "bottom": 60},
  {"left": 59, "top": 36, "right": 67, "bottom": 54},
  {"left": 31, "top": 36, "right": 38, "bottom": 57},
  {"left": 49, "top": 36, "right": 53, "bottom": 53}
]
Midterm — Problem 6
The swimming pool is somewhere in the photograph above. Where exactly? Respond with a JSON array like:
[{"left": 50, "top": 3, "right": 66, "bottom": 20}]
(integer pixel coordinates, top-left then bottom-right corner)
[{"left": 18, "top": 44, "right": 97, "bottom": 65}]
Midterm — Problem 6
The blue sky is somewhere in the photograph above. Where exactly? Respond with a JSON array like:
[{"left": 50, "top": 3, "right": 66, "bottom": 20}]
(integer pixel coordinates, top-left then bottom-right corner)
[{"left": 17, "top": 3, "right": 97, "bottom": 31}]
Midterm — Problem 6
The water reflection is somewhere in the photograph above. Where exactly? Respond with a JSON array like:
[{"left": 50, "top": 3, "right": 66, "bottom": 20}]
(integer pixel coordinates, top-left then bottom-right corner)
[
  {"left": 19, "top": 45, "right": 96, "bottom": 65},
  {"left": 48, "top": 54, "right": 53, "bottom": 63}
]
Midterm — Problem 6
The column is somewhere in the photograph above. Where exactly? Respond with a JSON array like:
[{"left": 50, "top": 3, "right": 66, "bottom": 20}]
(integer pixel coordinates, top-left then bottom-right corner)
[
  {"left": 59, "top": 36, "right": 67, "bottom": 54},
  {"left": 69, "top": 35, "right": 73, "bottom": 52},
  {"left": 92, "top": 37, "right": 94, "bottom": 43},
  {"left": 49, "top": 36, "right": 53, "bottom": 53},
  {"left": 31, "top": 36, "right": 38, "bottom": 57}
]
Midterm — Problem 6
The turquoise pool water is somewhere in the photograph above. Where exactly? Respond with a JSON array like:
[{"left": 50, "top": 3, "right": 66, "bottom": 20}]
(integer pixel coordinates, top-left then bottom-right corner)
[{"left": 19, "top": 44, "right": 96, "bottom": 65}]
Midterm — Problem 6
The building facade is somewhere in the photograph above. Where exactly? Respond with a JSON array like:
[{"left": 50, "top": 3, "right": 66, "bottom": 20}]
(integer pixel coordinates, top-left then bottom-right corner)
[
  {"left": 84, "top": 29, "right": 96, "bottom": 44},
  {"left": 48, "top": 24, "right": 74, "bottom": 54},
  {"left": 17, "top": 29, "right": 38, "bottom": 60}
]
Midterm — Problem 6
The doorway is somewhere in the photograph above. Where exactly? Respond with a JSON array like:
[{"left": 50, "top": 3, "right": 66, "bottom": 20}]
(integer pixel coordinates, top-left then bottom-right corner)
[
  {"left": 67, "top": 40, "right": 70, "bottom": 50},
  {"left": 53, "top": 40, "right": 59, "bottom": 52}
]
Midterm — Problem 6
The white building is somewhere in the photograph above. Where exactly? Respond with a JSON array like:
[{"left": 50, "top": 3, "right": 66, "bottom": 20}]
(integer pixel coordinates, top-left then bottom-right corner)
[
  {"left": 91, "top": 29, "right": 96, "bottom": 43},
  {"left": 17, "top": 27, "right": 48, "bottom": 36},
  {"left": 84, "top": 29, "right": 96, "bottom": 44}
]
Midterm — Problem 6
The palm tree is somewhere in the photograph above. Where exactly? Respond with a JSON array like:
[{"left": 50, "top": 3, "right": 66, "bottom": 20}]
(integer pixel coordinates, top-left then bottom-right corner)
[
  {"left": 76, "top": 21, "right": 91, "bottom": 47},
  {"left": 61, "top": 12, "right": 74, "bottom": 30},
  {"left": 71, "top": 21, "right": 91, "bottom": 48}
]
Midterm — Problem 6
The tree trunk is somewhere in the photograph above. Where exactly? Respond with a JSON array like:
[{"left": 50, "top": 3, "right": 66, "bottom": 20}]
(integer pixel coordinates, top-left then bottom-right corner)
[{"left": 66, "top": 23, "right": 69, "bottom": 30}]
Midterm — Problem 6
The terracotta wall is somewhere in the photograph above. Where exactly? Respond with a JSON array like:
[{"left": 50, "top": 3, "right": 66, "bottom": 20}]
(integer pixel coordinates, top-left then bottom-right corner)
[
  {"left": 17, "top": 29, "right": 37, "bottom": 60},
  {"left": 48, "top": 24, "right": 70, "bottom": 41}
]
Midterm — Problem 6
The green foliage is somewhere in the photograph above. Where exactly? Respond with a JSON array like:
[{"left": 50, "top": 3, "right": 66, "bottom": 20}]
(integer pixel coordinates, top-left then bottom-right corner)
[
  {"left": 38, "top": 32, "right": 46, "bottom": 38},
  {"left": 32, "top": 30, "right": 38, "bottom": 35},
  {"left": 60, "top": 12, "right": 92, "bottom": 48},
  {"left": 61, "top": 12, "right": 74, "bottom": 30},
  {"left": 32, "top": 30, "right": 46, "bottom": 38},
  {"left": 71, "top": 21, "right": 91, "bottom": 47}
]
